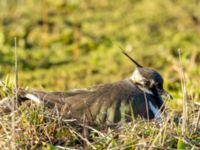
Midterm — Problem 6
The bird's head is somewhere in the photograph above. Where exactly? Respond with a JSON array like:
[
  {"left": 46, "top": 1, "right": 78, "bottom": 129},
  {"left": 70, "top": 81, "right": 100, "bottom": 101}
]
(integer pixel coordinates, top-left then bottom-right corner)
[{"left": 122, "top": 51, "right": 172, "bottom": 100}]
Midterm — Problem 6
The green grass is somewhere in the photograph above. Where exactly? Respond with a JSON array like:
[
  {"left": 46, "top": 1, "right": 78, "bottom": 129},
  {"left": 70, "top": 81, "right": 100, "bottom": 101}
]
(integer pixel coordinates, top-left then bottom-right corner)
[{"left": 0, "top": 0, "right": 200, "bottom": 149}]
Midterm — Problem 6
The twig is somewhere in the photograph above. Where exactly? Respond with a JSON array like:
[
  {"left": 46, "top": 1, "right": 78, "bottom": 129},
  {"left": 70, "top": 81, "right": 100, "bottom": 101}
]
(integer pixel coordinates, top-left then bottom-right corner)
[
  {"left": 150, "top": 113, "right": 171, "bottom": 148},
  {"left": 178, "top": 49, "right": 189, "bottom": 134},
  {"left": 56, "top": 146, "right": 79, "bottom": 150},
  {"left": 69, "top": 127, "right": 97, "bottom": 150},
  {"left": 195, "top": 109, "right": 200, "bottom": 131},
  {"left": 11, "top": 37, "right": 18, "bottom": 150},
  {"left": 0, "top": 80, "right": 10, "bottom": 95},
  {"left": 143, "top": 85, "right": 149, "bottom": 121},
  {"left": 134, "top": 144, "right": 177, "bottom": 150},
  {"left": 79, "top": 124, "right": 105, "bottom": 137},
  {"left": 194, "top": 102, "right": 200, "bottom": 106}
]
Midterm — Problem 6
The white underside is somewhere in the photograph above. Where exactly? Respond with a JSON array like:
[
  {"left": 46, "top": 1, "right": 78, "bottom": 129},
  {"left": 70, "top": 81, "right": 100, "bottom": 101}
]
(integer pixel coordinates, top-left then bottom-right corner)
[{"left": 149, "top": 100, "right": 162, "bottom": 120}]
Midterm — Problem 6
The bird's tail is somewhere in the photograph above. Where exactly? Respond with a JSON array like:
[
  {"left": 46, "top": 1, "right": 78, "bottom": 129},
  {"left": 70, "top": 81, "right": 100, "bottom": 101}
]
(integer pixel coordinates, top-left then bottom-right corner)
[
  {"left": 0, "top": 85, "right": 52, "bottom": 114},
  {"left": 17, "top": 89, "right": 62, "bottom": 108}
]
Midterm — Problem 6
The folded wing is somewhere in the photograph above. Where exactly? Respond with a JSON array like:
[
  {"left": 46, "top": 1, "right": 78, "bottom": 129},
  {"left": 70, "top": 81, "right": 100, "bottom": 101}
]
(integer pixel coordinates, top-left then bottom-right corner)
[{"left": 18, "top": 79, "right": 162, "bottom": 123}]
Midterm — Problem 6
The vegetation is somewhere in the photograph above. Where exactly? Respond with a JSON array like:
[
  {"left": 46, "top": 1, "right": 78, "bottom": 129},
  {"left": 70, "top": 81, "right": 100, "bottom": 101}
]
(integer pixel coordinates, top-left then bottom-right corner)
[{"left": 0, "top": 0, "right": 200, "bottom": 149}]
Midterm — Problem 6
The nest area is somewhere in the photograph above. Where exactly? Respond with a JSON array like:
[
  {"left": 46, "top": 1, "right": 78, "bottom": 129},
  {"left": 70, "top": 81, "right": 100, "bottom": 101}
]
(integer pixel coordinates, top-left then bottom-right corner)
[{"left": 0, "top": 95, "right": 200, "bottom": 149}]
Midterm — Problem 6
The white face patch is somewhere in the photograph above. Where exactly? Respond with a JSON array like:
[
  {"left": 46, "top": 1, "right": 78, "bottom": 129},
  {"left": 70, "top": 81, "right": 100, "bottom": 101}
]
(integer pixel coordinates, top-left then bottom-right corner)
[
  {"left": 149, "top": 101, "right": 162, "bottom": 120},
  {"left": 131, "top": 69, "right": 144, "bottom": 83},
  {"left": 131, "top": 69, "right": 154, "bottom": 95},
  {"left": 25, "top": 93, "right": 41, "bottom": 104}
]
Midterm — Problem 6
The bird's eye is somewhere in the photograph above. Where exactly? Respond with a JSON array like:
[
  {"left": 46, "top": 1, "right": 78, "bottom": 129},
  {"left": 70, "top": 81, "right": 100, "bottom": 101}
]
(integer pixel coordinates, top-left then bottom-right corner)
[
  {"left": 143, "top": 80, "right": 152, "bottom": 87},
  {"left": 156, "top": 83, "right": 162, "bottom": 89}
]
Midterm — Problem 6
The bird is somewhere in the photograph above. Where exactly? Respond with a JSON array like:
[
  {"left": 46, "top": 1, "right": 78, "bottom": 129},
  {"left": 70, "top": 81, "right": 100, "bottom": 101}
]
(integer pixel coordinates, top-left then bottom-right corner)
[{"left": 3, "top": 51, "right": 173, "bottom": 124}]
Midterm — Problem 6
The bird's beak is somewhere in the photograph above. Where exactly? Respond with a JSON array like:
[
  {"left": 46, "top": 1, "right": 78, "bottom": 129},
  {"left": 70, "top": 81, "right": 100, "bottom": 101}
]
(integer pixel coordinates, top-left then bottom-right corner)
[{"left": 160, "top": 89, "right": 173, "bottom": 100}]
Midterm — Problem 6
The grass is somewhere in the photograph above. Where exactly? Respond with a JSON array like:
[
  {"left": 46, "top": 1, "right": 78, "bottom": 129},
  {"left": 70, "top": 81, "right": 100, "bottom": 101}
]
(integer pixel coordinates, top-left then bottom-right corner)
[
  {"left": 0, "top": 52, "right": 199, "bottom": 149},
  {"left": 0, "top": 100, "right": 199, "bottom": 149},
  {"left": 0, "top": 0, "right": 200, "bottom": 149}
]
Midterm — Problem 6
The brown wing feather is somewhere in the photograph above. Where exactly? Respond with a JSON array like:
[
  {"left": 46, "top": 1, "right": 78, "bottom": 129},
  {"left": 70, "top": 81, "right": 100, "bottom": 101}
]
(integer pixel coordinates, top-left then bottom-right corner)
[{"left": 19, "top": 79, "right": 150, "bottom": 123}]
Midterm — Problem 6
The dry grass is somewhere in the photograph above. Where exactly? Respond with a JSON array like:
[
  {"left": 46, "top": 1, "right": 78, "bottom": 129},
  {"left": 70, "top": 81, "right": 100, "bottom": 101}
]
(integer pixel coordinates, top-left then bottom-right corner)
[
  {"left": 0, "top": 49, "right": 200, "bottom": 149},
  {"left": 0, "top": 92, "right": 200, "bottom": 149}
]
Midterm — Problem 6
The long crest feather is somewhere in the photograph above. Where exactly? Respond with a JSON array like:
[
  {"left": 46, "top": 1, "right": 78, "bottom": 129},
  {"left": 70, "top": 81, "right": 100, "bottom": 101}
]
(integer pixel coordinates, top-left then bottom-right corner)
[{"left": 120, "top": 48, "right": 143, "bottom": 67}]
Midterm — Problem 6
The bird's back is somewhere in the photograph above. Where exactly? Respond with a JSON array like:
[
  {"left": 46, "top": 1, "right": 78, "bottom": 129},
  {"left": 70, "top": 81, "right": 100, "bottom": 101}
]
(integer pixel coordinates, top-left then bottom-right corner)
[{"left": 19, "top": 79, "right": 161, "bottom": 124}]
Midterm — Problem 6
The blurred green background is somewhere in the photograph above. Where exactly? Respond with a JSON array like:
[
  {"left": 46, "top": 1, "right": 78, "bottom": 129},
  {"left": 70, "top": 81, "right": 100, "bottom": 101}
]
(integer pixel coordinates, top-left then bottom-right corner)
[{"left": 0, "top": 0, "right": 200, "bottom": 108}]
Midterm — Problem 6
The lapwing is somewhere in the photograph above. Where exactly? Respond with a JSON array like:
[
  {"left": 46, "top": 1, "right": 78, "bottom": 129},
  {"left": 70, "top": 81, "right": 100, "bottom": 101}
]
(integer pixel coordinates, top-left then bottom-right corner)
[{"left": 13, "top": 52, "right": 172, "bottom": 124}]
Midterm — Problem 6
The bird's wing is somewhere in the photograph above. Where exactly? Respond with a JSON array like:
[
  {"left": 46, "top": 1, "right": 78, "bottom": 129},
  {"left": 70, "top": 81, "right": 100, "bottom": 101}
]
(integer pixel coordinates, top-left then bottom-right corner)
[
  {"left": 59, "top": 79, "right": 144, "bottom": 123},
  {"left": 18, "top": 88, "right": 94, "bottom": 107},
  {"left": 18, "top": 80, "right": 152, "bottom": 123}
]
